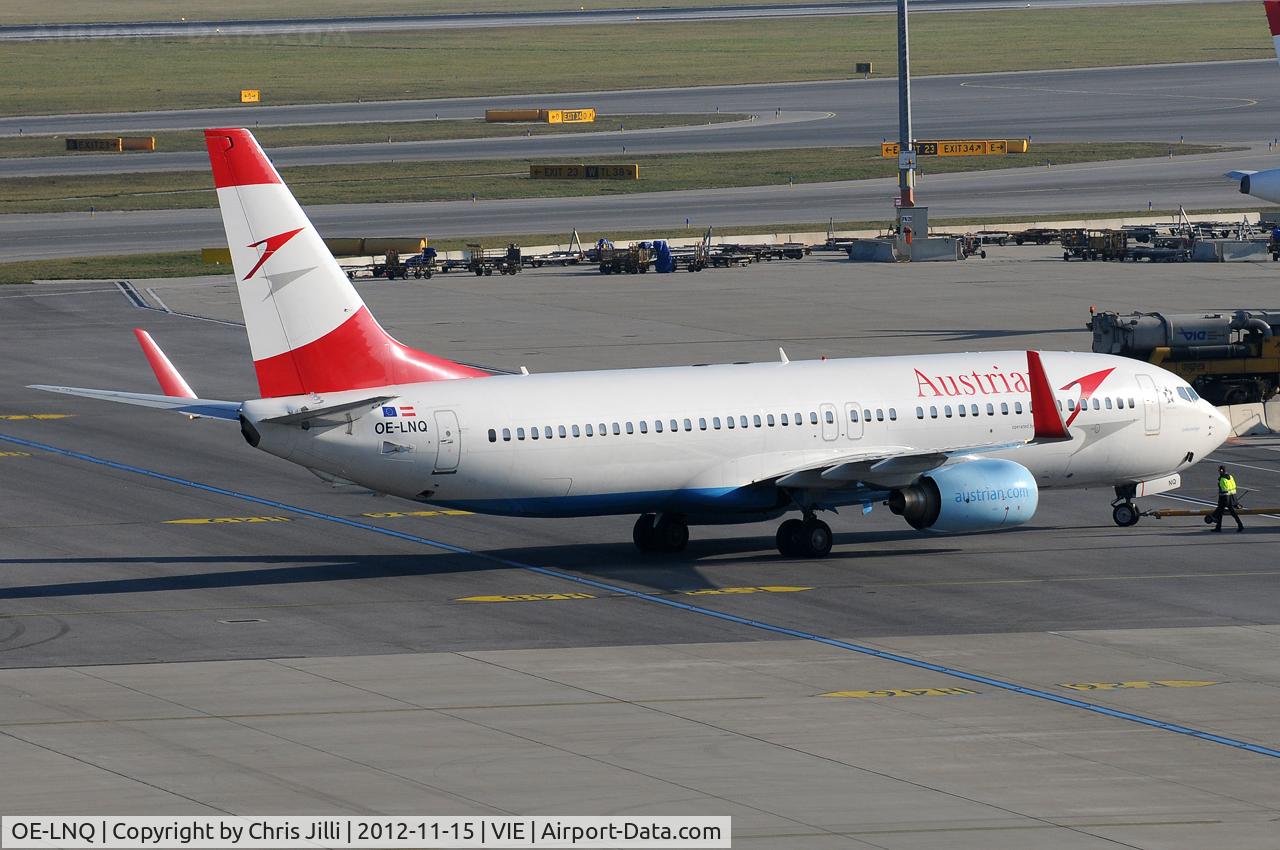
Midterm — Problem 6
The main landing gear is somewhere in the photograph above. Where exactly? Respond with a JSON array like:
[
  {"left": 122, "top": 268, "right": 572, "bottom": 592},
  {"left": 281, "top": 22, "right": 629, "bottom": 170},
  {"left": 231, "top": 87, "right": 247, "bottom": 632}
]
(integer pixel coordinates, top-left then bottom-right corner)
[
  {"left": 633, "top": 513, "right": 689, "bottom": 553},
  {"left": 776, "top": 514, "right": 833, "bottom": 558}
]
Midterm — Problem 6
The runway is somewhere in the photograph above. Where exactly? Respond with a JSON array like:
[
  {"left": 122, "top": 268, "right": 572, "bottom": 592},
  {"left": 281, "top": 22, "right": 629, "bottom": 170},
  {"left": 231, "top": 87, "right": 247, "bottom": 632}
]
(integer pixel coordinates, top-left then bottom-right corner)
[
  {"left": 2, "top": 60, "right": 1274, "bottom": 170},
  {"left": 2, "top": 252, "right": 1279, "bottom": 844},
  {"left": 0, "top": 149, "right": 1263, "bottom": 261},
  {"left": 0, "top": 0, "right": 1235, "bottom": 40}
]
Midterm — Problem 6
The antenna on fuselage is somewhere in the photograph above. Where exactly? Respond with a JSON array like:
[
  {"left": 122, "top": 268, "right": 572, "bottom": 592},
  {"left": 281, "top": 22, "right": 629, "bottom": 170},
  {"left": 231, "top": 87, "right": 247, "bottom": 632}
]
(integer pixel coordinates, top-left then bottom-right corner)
[{"left": 778, "top": 347, "right": 790, "bottom": 364}]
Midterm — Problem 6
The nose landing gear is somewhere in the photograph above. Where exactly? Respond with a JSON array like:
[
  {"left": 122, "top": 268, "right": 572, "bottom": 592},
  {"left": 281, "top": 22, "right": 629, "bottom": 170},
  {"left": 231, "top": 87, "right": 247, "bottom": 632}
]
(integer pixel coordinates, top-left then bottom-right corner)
[
  {"left": 776, "top": 514, "right": 833, "bottom": 558},
  {"left": 1111, "top": 498, "right": 1140, "bottom": 527}
]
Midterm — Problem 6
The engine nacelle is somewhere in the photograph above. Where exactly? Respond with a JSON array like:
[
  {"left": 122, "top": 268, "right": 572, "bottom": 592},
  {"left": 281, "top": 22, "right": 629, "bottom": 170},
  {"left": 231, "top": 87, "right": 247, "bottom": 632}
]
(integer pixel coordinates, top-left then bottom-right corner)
[
  {"left": 1237, "top": 168, "right": 1280, "bottom": 204},
  {"left": 887, "top": 458, "right": 1038, "bottom": 533}
]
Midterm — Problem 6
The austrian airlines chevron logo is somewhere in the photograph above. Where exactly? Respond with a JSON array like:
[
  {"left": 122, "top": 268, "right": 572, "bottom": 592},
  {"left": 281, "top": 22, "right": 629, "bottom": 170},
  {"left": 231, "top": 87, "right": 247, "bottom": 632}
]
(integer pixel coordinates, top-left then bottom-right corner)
[
  {"left": 243, "top": 227, "right": 304, "bottom": 280},
  {"left": 1060, "top": 367, "right": 1115, "bottom": 426}
]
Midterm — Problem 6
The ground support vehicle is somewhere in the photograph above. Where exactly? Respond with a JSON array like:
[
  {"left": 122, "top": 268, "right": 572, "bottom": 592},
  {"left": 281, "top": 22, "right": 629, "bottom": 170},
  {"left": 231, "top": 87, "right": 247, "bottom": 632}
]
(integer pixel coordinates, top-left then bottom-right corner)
[
  {"left": 974, "top": 230, "right": 1010, "bottom": 246},
  {"left": 957, "top": 234, "right": 987, "bottom": 259},
  {"left": 1012, "top": 228, "right": 1061, "bottom": 245},
  {"left": 1089, "top": 308, "right": 1280, "bottom": 404},
  {"left": 598, "top": 244, "right": 652, "bottom": 274},
  {"left": 1062, "top": 229, "right": 1127, "bottom": 261},
  {"left": 467, "top": 243, "right": 522, "bottom": 276}
]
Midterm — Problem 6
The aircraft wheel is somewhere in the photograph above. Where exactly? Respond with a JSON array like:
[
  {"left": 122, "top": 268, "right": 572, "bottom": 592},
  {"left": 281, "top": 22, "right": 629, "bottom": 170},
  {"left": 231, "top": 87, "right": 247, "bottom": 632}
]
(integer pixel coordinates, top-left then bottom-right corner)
[
  {"left": 652, "top": 515, "right": 689, "bottom": 552},
  {"left": 775, "top": 518, "right": 804, "bottom": 556},
  {"left": 1112, "top": 502, "right": 1140, "bottom": 527},
  {"left": 632, "top": 514, "right": 658, "bottom": 552},
  {"left": 798, "top": 518, "right": 833, "bottom": 558}
]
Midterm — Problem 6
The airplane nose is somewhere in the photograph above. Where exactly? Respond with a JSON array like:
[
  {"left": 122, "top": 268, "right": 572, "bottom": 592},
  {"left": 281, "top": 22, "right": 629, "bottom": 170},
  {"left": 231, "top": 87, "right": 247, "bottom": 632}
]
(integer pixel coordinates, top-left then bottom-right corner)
[{"left": 1208, "top": 403, "right": 1231, "bottom": 443}]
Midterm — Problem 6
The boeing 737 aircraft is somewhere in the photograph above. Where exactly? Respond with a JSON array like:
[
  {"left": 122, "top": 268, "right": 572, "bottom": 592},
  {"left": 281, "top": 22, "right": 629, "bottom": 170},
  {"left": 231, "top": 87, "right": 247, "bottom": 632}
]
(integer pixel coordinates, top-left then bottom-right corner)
[{"left": 34, "top": 129, "right": 1229, "bottom": 558}]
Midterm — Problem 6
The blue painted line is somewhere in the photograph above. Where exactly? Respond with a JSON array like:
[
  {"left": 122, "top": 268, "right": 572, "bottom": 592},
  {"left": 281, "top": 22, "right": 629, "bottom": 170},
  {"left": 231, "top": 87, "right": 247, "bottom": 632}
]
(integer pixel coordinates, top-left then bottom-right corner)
[{"left": 5, "top": 429, "right": 1280, "bottom": 761}]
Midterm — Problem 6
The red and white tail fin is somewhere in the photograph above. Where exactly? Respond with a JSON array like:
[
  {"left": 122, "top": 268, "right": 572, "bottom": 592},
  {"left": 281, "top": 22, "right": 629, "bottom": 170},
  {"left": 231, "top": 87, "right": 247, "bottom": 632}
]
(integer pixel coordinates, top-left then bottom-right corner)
[
  {"left": 1268, "top": 0, "right": 1280, "bottom": 64},
  {"left": 204, "top": 128, "right": 486, "bottom": 399}
]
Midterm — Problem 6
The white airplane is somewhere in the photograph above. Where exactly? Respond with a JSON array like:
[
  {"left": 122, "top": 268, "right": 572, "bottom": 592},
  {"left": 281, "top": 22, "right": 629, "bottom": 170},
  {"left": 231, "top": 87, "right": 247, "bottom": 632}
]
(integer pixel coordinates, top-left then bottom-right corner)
[
  {"left": 34, "top": 129, "right": 1229, "bottom": 558},
  {"left": 1225, "top": 0, "right": 1280, "bottom": 202}
]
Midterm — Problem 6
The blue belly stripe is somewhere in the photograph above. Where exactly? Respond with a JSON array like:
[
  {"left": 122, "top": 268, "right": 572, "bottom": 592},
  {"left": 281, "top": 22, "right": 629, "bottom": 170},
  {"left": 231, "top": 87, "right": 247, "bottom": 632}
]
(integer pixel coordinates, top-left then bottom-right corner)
[{"left": 4, "top": 429, "right": 1278, "bottom": 761}]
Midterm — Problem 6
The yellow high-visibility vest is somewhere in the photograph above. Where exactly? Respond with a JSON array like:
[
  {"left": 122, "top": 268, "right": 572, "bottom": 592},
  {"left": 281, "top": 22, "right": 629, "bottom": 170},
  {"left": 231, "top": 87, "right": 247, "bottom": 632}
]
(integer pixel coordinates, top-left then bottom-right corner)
[{"left": 1218, "top": 474, "right": 1237, "bottom": 496}]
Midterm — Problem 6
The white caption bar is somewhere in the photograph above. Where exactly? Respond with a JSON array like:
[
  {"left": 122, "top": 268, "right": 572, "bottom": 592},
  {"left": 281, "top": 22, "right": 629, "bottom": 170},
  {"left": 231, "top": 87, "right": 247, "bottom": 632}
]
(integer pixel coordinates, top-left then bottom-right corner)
[{"left": 1, "top": 817, "right": 731, "bottom": 849}]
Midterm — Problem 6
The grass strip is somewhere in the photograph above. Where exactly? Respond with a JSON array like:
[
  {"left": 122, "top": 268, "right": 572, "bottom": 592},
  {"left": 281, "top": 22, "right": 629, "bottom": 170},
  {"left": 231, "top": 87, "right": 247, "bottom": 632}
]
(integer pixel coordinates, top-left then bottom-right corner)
[
  {"left": 0, "top": 143, "right": 1233, "bottom": 215},
  {"left": 4, "top": 0, "right": 834, "bottom": 25},
  {"left": 1, "top": 205, "right": 1261, "bottom": 285},
  {"left": 0, "top": 114, "right": 744, "bottom": 159},
  {"left": 0, "top": 3, "right": 1269, "bottom": 116}
]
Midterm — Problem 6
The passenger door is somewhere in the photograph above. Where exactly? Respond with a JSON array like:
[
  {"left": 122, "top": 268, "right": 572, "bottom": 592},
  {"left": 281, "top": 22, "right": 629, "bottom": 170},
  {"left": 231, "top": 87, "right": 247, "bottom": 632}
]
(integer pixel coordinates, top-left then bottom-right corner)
[
  {"left": 843, "top": 402, "right": 863, "bottom": 440},
  {"left": 433, "top": 410, "right": 461, "bottom": 473},
  {"left": 1135, "top": 374, "right": 1160, "bottom": 434}
]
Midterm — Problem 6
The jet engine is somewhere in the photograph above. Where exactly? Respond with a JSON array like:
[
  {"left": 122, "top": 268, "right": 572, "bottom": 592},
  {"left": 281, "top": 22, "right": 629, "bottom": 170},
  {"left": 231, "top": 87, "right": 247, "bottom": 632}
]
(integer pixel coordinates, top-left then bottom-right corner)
[
  {"left": 1230, "top": 168, "right": 1280, "bottom": 204},
  {"left": 887, "top": 458, "right": 1038, "bottom": 533}
]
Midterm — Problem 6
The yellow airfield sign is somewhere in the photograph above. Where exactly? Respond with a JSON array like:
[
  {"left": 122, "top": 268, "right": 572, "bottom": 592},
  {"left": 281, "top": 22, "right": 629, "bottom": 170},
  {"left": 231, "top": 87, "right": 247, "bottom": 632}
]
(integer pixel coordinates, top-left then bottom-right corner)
[{"left": 880, "top": 139, "right": 1029, "bottom": 158}]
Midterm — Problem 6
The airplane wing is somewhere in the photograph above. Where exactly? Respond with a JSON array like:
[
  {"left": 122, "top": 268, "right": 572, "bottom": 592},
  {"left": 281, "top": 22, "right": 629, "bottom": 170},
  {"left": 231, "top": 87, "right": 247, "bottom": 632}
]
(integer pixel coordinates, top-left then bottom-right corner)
[{"left": 28, "top": 385, "right": 241, "bottom": 420}]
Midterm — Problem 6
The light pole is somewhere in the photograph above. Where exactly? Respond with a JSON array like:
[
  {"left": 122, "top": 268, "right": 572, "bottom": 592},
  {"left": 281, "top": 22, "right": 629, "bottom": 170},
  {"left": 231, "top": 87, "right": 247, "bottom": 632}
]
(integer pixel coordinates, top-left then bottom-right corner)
[{"left": 897, "top": 0, "right": 914, "bottom": 209}]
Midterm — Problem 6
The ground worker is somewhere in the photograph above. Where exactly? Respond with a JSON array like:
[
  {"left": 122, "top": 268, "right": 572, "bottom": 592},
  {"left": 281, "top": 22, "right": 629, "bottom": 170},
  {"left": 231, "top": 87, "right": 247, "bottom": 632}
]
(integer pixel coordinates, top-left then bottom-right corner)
[{"left": 1211, "top": 465, "right": 1244, "bottom": 533}]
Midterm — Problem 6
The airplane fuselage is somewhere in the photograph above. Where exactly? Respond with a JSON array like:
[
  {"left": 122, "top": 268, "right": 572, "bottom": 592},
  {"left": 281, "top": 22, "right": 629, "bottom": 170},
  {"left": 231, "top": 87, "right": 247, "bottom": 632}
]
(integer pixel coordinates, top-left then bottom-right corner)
[{"left": 241, "top": 349, "right": 1225, "bottom": 522}]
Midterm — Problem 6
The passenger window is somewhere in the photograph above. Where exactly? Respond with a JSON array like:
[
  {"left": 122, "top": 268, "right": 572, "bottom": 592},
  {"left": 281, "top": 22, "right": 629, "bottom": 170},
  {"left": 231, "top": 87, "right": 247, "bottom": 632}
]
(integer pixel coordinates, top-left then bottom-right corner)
[
  {"left": 794, "top": 412, "right": 803, "bottom": 425},
  {"left": 850, "top": 408, "right": 860, "bottom": 422},
  {"left": 780, "top": 414, "right": 789, "bottom": 426},
  {"left": 1001, "top": 402, "right": 1009, "bottom": 415},
  {"left": 530, "top": 427, "right": 539, "bottom": 440},
  {"left": 517, "top": 427, "right": 526, "bottom": 440},
  {"left": 862, "top": 409, "right": 871, "bottom": 421},
  {"left": 767, "top": 414, "right": 775, "bottom": 426},
  {"left": 714, "top": 417, "right": 722, "bottom": 429},
  {"left": 699, "top": 417, "right": 708, "bottom": 430},
  {"left": 572, "top": 424, "right": 580, "bottom": 437},
  {"left": 958, "top": 405, "right": 966, "bottom": 417},
  {"left": 1104, "top": 398, "right": 1113, "bottom": 410},
  {"left": 655, "top": 420, "right": 663, "bottom": 433},
  {"left": 1093, "top": 398, "right": 1101, "bottom": 410},
  {"left": 970, "top": 405, "right": 978, "bottom": 416},
  {"left": 740, "top": 415, "right": 750, "bottom": 428},
  {"left": 488, "top": 428, "right": 497, "bottom": 442},
  {"left": 889, "top": 408, "right": 897, "bottom": 421},
  {"left": 986, "top": 403, "right": 994, "bottom": 416},
  {"left": 825, "top": 410, "right": 835, "bottom": 424},
  {"left": 684, "top": 418, "right": 693, "bottom": 431},
  {"left": 585, "top": 424, "right": 593, "bottom": 436},
  {"left": 558, "top": 425, "right": 567, "bottom": 438},
  {"left": 639, "top": 421, "right": 648, "bottom": 434},
  {"left": 612, "top": 422, "right": 621, "bottom": 435},
  {"left": 1015, "top": 402, "right": 1023, "bottom": 415},
  {"left": 810, "top": 411, "right": 818, "bottom": 424},
  {"left": 1128, "top": 398, "right": 1135, "bottom": 408},
  {"left": 503, "top": 427, "right": 512, "bottom": 441},
  {"left": 945, "top": 405, "right": 953, "bottom": 418},
  {"left": 599, "top": 422, "right": 607, "bottom": 435},
  {"left": 754, "top": 415, "right": 762, "bottom": 427},
  {"left": 726, "top": 416, "right": 735, "bottom": 429},
  {"left": 1058, "top": 400, "right": 1065, "bottom": 411},
  {"left": 671, "top": 419, "right": 679, "bottom": 432},
  {"left": 876, "top": 409, "right": 884, "bottom": 421},
  {"left": 916, "top": 406, "right": 924, "bottom": 420},
  {"left": 626, "top": 422, "right": 634, "bottom": 434},
  {"left": 1066, "top": 399, "right": 1076, "bottom": 411},
  {"left": 930, "top": 405, "right": 938, "bottom": 419},
  {"left": 544, "top": 426, "right": 553, "bottom": 439}
]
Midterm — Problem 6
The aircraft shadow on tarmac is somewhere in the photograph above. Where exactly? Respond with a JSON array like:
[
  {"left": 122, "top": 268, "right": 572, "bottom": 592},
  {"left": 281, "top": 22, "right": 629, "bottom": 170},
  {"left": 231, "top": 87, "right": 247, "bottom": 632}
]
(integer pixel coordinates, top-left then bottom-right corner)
[
  {"left": 881, "top": 327, "right": 1085, "bottom": 342},
  {"left": 0, "top": 533, "right": 960, "bottom": 599}
]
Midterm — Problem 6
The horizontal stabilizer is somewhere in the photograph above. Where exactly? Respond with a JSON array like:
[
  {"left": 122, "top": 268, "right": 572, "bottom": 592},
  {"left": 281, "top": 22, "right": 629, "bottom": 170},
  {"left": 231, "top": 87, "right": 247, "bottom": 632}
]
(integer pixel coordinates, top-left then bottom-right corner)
[
  {"left": 261, "top": 395, "right": 396, "bottom": 426},
  {"left": 29, "top": 385, "right": 241, "bottom": 421}
]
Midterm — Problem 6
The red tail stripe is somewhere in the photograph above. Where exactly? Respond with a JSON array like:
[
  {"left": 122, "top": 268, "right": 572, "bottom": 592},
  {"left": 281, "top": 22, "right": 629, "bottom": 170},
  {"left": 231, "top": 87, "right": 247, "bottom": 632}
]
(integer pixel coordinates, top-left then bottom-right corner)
[
  {"left": 1268, "top": 0, "right": 1280, "bottom": 36},
  {"left": 253, "top": 306, "right": 488, "bottom": 398},
  {"left": 205, "top": 128, "right": 283, "bottom": 189}
]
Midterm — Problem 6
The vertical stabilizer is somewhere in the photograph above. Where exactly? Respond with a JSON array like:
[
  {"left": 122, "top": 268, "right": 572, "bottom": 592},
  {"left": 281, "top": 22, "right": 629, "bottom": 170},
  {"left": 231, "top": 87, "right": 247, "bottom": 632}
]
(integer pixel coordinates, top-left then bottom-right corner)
[{"left": 204, "top": 128, "right": 486, "bottom": 398}]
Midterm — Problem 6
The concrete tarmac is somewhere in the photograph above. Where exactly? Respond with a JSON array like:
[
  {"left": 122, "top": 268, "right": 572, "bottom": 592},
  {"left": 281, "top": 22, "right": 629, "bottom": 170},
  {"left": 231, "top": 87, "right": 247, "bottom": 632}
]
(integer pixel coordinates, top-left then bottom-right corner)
[{"left": 2, "top": 253, "right": 1279, "bottom": 845}]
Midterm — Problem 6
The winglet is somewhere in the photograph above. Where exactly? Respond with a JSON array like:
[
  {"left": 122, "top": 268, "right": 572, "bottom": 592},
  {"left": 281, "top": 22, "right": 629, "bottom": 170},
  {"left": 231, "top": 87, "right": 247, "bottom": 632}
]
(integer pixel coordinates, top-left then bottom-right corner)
[
  {"left": 134, "top": 329, "right": 196, "bottom": 399},
  {"left": 1026, "top": 351, "right": 1070, "bottom": 440}
]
